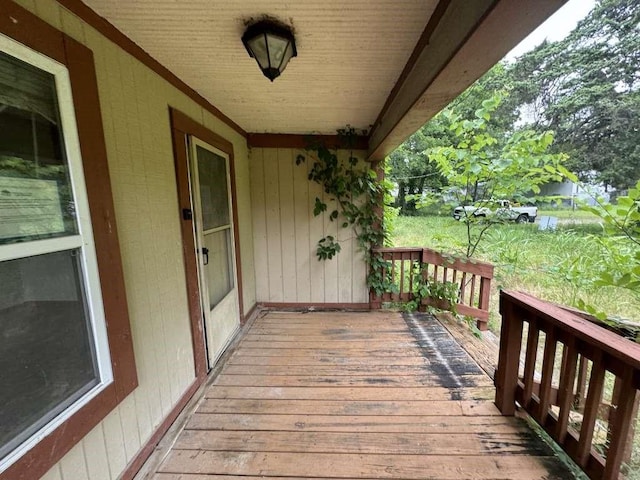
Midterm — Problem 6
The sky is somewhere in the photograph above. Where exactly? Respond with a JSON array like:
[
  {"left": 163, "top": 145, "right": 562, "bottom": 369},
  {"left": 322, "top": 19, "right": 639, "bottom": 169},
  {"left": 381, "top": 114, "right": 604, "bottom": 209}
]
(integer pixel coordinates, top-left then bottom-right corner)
[{"left": 505, "top": 0, "right": 597, "bottom": 60}]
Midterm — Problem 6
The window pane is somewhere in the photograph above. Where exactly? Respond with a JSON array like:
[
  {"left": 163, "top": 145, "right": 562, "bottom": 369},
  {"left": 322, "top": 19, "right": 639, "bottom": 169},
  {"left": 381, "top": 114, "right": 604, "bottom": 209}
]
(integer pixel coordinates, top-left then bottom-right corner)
[
  {"left": 204, "top": 228, "right": 233, "bottom": 307},
  {"left": 196, "top": 146, "right": 230, "bottom": 230},
  {"left": 0, "top": 51, "right": 77, "bottom": 244},
  {"left": 0, "top": 250, "right": 99, "bottom": 459}
]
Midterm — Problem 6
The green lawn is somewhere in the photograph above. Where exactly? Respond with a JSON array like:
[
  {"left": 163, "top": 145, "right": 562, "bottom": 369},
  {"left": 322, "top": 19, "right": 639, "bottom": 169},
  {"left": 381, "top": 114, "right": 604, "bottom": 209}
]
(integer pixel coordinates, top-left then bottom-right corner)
[
  {"left": 390, "top": 215, "right": 639, "bottom": 332},
  {"left": 537, "top": 208, "right": 600, "bottom": 220}
]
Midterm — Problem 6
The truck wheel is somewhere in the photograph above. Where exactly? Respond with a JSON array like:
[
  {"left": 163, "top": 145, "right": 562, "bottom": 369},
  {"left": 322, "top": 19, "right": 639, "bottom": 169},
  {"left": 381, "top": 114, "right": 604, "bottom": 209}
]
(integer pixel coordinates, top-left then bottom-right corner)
[{"left": 516, "top": 214, "right": 528, "bottom": 224}]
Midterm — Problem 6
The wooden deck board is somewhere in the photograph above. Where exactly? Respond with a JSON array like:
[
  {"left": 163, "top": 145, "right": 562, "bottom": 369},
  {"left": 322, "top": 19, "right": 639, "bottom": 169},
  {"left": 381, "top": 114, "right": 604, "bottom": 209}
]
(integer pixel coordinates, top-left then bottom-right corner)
[
  {"left": 205, "top": 385, "right": 496, "bottom": 400},
  {"left": 196, "top": 398, "right": 501, "bottom": 416},
  {"left": 154, "top": 311, "right": 572, "bottom": 479},
  {"left": 186, "top": 413, "right": 529, "bottom": 433}
]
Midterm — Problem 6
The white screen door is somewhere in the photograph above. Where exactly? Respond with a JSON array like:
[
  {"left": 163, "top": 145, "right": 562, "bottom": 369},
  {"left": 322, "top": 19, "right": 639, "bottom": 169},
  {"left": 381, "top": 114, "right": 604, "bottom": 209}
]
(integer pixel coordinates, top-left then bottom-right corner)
[{"left": 189, "top": 137, "right": 240, "bottom": 367}]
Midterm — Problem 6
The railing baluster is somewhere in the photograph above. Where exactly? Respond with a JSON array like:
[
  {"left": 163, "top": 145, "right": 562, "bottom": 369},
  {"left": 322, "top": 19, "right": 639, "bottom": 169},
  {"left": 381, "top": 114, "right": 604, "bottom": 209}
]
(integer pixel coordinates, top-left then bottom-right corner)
[
  {"left": 390, "top": 255, "right": 396, "bottom": 299},
  {"left": 537, "top": 327, "right": 558, "bottom": 426},
  {"left": 408, "top": 259, "right": 415, "bottom": 298},
  {"left": 575, "top": 355, "right": 589, "bottom": 412},
  {"left": 555, "top": 337, "right": 579, "bottom": 444},
  {"left": 470, "top": 275, "right": 477, "bottom": 306},
  {"left": 460, "top": 272, "right": 468, "bottom": 303},
  {"left": 577, "top": 353, "right": 606, "bottom": 467},
  {"left": 399, "top": 253, "right": 406, "bottom": 299},
  {"left": 522, "top": 319, "right": 540, "bottom": 409}
]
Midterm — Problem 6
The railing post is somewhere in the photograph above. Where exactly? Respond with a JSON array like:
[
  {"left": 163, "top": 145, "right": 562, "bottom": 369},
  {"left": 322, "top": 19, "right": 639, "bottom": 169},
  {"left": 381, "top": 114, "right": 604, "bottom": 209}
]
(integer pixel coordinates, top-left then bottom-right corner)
[
  {"left": 477, "top": 276, "right": 491, "bottom": 331},
  {"left": 494, "top": 294, "right": 523, "bottom": 415}
]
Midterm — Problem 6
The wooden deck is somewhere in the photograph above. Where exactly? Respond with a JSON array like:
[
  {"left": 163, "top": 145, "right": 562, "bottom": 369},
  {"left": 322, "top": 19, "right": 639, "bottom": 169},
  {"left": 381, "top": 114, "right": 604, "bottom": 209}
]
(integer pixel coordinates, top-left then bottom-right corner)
[{"left": 152, "top": 311, "right": 573, "bottom": 479}]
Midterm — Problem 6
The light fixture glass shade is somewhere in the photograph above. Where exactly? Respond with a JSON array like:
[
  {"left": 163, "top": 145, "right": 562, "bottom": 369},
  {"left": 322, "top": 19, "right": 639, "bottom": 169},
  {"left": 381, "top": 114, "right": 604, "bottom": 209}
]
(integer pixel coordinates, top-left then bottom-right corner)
[{"left": 242, "top": 20, "right": 297, "bottom": 81}]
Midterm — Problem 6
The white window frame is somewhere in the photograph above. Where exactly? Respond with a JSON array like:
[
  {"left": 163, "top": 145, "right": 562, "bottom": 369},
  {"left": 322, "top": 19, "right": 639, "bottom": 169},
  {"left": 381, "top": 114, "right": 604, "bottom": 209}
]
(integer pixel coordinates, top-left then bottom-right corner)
[{"left": 0, "top": 34, "right": 113, "bottom": 472}]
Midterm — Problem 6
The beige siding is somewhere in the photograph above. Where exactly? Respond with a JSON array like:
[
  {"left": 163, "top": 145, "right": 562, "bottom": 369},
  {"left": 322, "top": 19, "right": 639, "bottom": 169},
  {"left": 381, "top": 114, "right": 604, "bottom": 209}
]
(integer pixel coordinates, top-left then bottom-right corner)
[
  {"left": 250, "top": 148, "right": 369, "bottom": 304},
  {"left": 14, "top": 1, "right": 257, "bottom": 479}
]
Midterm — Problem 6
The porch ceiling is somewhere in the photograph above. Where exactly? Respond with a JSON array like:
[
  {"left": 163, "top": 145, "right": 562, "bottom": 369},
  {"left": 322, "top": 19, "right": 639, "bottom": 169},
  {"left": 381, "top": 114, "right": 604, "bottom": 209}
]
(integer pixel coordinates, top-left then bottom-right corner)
[{"left": 78, "top": 0, "right": 566, "bottom": 156}]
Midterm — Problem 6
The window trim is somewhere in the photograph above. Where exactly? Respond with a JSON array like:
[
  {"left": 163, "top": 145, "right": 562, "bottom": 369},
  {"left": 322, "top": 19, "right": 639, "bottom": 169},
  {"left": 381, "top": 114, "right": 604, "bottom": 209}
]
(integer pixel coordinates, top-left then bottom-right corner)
[
  {"left": 0, "top": 2, "right": 137, "bottom": 479},
  {"left": 0, "top": 33, "right": 114, "bottom": 471}
]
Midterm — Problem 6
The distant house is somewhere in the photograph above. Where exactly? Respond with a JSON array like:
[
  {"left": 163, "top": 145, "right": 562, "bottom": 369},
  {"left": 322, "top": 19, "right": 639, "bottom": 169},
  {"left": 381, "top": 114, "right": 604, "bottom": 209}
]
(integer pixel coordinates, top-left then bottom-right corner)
[{"left": 539, "top": 180, "right": 610, "bottom": 207}]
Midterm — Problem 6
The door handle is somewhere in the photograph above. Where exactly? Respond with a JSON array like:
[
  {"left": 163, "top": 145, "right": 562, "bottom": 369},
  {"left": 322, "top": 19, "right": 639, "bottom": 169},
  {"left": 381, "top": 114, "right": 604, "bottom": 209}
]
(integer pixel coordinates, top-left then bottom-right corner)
[{"left": 201, "top": 247, "right": 209, "bottom": 265}]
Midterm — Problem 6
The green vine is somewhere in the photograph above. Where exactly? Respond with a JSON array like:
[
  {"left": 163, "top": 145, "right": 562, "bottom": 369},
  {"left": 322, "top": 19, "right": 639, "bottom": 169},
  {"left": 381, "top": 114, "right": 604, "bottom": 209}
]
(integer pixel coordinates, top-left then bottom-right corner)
[
  {"left": 404, "top": 263, "right": 459, "bottom": 314},
  {"left": 296, "top": 126, "right": 397, "bottom": 295}
]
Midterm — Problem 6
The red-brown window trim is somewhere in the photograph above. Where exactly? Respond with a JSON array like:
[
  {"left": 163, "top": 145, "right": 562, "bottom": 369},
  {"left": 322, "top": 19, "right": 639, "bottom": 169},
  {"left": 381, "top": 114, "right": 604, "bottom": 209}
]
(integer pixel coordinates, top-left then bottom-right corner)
[
  {"left": 169, "top": 108, "right": 244, "bottom": 380},
  {"left": 0, "top": 2, "right": 137, "bottom": 479}
]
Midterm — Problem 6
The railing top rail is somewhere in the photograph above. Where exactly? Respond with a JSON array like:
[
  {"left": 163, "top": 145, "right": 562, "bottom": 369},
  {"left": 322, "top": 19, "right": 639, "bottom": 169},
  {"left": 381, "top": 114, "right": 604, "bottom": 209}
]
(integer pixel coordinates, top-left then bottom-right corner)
[
  {"left": 372, "top": 247, "right": 494, "bottom": 270},
  {"left": 501, "top": 290, "right": 640, "bottom": 371},
  {"left": 372, "top": 247, "right": 423, "bottom": 254},
  {"left": 421, "top": 248, "right": 494, "bottom": 274}
]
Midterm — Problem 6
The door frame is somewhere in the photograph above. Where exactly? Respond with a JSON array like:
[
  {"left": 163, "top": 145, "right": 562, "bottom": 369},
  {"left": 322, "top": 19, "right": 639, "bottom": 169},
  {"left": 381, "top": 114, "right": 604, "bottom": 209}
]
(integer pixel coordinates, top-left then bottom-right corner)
[{"left": 169, "top": 108, "right": 244, "bottom": 381}]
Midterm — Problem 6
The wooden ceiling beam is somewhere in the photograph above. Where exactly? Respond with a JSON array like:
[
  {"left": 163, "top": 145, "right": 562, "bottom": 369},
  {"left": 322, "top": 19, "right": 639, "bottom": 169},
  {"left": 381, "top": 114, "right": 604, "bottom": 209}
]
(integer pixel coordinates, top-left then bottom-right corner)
[{"left": 367, "top": 0, "right": 568, "bottom": 161}]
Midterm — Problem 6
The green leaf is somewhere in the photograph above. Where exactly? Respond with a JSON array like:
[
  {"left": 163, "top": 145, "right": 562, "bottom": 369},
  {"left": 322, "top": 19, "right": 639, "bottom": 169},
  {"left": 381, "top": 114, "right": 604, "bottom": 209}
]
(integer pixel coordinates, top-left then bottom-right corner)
[{"left": 313, "top": 197, "right": 327, "bottom": 216}]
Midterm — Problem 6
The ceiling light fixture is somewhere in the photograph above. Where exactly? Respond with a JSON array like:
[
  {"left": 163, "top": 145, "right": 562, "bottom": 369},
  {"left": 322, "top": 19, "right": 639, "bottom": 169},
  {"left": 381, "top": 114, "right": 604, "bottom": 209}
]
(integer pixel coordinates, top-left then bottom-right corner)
[{"left": 241, "top": 19, "right": 297, "bottom": 81}]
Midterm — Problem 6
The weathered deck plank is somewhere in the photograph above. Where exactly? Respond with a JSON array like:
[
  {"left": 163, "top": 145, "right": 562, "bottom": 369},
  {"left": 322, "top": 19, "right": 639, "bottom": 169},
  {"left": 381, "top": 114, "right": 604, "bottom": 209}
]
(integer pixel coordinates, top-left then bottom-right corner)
[
  {"left": 154, "top": 311, "right": 572, "bottom": 479},
  {"left": 204, "top": 385, "right": 495, "bottom": 400},
  {"left": 158, "top": 451, "right": 567, "bottom": 479},
  {"left": 196, "top": 398, "right": 501, "bottom": 416},
  {"left": 186, "top": 413, "right": 529, "bottom": 433}
]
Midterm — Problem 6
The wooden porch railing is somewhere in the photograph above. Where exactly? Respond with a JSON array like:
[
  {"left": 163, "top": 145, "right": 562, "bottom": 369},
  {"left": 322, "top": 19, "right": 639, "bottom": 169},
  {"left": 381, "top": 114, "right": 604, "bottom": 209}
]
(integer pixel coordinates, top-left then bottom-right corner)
[
  {"left": 369, "top": 247, "right": 494, "bottom": 330},
  {"left": 495, "top": 290, "right": 640, "bottom": 480}
]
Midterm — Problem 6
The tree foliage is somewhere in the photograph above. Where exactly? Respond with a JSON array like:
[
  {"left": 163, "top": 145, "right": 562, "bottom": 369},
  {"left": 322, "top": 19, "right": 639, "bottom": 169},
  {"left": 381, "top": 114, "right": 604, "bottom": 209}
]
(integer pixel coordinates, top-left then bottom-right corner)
[
  {"left": 426, "top": 93, "right": 568, "bottom": 257},
  {"left": 389, "top": 0, "right": 640, "bottom": 195},
  {"left": 508, "top": 0, "right": 640, "bottom": 190},
  {"left": 388, "top": 64, "right": 519, "bottom": 215},
  {"left": 387, "top": 116, "right": 450, "bottom": 215}
]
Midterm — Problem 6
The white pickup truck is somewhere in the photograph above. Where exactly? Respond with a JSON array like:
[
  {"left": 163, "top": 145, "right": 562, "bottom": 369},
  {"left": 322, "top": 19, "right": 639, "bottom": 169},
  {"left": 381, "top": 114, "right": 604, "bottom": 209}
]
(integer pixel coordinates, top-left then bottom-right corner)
[{"left": 453, "top": 200, "right": 537, "bottom": 223}]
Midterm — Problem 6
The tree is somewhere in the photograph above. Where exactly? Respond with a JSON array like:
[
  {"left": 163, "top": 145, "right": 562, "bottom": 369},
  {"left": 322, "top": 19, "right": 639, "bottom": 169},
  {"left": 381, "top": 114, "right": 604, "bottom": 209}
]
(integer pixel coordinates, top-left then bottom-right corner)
[
  {"left": 388, "top": 63, "right": 517, "bottom": 215},
  {"left": 387, "top": 116, "right": 450, "bottom": 215},
  {"left": 508, "top": 0, "right": 640, "bottom": 191},
  {"left": 426, "top": 93, "right": 569, "bottom": 257}
]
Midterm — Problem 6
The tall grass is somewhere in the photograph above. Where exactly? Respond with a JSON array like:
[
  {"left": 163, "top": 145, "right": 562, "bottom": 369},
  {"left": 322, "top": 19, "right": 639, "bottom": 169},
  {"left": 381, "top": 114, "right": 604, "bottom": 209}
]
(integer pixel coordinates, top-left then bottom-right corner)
[{"left": 391, "top": 215, "right": 640, "bottom": 331}]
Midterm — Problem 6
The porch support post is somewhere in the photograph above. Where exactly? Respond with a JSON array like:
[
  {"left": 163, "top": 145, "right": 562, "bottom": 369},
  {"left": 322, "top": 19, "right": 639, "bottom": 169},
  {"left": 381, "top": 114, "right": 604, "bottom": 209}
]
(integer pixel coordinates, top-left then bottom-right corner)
[{"left": 369, "top": 156, "right": 385, "bottom": 310}]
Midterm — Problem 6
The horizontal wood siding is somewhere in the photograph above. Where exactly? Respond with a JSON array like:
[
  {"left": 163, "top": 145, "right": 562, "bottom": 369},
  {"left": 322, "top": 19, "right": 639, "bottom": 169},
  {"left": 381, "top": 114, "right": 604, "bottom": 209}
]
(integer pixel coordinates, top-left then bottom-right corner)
[
  {"left": 10, "top": 0, "right": 256, "bottom": 478},
  {"left": 250, "top": 148, "right": 369, "bottom": 304}
]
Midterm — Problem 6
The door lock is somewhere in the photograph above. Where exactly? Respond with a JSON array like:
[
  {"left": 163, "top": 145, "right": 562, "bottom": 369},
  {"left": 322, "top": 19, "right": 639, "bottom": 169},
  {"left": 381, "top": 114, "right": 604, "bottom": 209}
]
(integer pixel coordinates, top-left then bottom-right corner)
[{"left": 201, "top": 247, "right": 209, "bottom": 265}]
